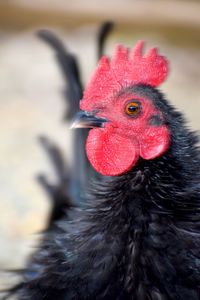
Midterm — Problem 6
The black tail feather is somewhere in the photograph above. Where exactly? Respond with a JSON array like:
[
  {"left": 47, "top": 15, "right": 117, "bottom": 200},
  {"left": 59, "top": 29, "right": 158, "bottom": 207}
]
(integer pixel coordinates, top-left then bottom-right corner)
[
  {"left": 37, "top": 29, "right": 83, "bottom": 120},
  {"left": 97, "top": 21, "right": 114, "bottom": 60},
  {"left": 38, "top": 136, "right": 69, "bottom": 182},
  {"left": 37, "top": 136, "right": 74, "bottom": 226}
]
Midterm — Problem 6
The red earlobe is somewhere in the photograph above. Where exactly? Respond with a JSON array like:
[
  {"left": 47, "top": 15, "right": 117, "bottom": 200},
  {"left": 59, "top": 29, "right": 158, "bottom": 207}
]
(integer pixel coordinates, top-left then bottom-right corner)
[{"left": 139, "top": 126, "right": 170, "bottom": 160}]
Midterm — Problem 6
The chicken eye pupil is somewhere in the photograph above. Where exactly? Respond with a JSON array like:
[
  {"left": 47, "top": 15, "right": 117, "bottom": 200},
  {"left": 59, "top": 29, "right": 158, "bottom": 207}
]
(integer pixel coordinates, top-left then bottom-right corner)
[
  {"left": 125, "top": 101, "right": 141, "bottom": 117},
  {"left": 128, "top": 106, "right": 137, "bottom": 112}
]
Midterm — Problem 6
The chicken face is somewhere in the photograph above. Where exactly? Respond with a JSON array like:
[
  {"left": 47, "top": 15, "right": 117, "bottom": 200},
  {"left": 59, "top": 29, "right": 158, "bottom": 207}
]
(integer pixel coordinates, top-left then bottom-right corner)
[
  {"left": 78, "top": 86, "right": 170, "bottom": 176},
  {"left": 73, "top": 41, "right": 170, "bottom": 176}
]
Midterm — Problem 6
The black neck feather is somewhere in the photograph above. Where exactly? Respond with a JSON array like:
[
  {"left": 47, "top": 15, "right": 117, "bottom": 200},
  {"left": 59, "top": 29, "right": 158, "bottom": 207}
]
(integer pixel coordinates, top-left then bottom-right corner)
[{"left": 91, "top": 85, "right": 200, "bottom": 224}]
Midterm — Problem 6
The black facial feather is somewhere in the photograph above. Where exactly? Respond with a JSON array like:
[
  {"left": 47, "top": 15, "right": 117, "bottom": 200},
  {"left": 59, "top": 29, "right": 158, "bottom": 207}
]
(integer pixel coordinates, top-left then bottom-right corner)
[
  {"left": 148, "top": 115, "right": 164, "bottom": 126},
  {"left": 4, "top": 85, "right": 200, "bottom": 300}
]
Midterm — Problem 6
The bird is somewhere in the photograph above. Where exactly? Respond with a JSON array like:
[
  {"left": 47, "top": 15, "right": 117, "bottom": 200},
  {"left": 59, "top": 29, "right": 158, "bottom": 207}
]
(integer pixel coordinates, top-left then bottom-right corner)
[{"left": 2, "top": 40, "right": 200, "bottom": 300}]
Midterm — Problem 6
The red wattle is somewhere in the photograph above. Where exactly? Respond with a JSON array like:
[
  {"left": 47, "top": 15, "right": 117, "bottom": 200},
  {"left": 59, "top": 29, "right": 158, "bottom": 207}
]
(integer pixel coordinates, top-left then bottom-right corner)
[{"left": 86, "top": 128, "right": 139, "bottom": 176}]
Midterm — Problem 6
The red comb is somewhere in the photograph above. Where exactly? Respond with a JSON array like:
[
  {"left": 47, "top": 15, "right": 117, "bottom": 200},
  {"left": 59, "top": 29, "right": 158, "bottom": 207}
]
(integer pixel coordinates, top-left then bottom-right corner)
[{"left": 80, "top": 41, "right": 168, "bottom": 110}]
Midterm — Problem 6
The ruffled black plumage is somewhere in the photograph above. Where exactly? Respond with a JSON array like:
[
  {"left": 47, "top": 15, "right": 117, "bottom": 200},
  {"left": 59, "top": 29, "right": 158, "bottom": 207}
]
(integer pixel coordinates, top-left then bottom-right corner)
[
  {"left": 1, "top": 26, "right": 200, "bottom": 299},
  {"left": 3, "top": 84, "right": 200, "bottom": 300}
]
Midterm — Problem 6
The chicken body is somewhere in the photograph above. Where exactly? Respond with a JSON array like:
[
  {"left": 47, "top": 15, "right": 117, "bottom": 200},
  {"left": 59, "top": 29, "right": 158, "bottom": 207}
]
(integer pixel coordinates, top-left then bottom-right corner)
[{"left": 14, "top": 85, "right": 200, "bottom": 300}]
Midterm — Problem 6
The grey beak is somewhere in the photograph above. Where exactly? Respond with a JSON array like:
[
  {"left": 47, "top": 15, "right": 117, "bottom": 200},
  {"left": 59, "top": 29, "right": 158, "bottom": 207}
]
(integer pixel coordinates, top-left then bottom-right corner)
[{"left": 71, "top": 111, "right": 107, "bottom": 129}]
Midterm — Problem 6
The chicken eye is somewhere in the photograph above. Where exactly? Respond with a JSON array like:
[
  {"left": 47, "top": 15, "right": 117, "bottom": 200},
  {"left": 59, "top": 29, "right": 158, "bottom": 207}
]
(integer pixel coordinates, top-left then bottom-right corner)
[{"left": 125, "top": 101, "right": 141, "bottom": 117}]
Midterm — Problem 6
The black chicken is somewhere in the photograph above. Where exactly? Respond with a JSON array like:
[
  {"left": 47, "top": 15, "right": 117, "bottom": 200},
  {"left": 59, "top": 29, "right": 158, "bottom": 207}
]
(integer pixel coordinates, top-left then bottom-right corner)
[{"left": 2, "top": 36, "right": 200, "bottom": 300}]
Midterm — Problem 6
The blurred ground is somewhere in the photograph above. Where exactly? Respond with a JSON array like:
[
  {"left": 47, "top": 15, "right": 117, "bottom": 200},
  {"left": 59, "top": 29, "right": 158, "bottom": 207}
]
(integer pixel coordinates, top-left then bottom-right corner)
[{"left": 0, "top": 0, "right": 200, "bottom": 290}]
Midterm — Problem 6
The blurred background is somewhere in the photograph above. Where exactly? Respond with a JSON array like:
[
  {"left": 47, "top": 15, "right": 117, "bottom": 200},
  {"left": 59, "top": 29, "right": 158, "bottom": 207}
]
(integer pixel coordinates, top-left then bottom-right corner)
[{"left": 0, "top": 0, "right": 200, "bottom": 289}]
